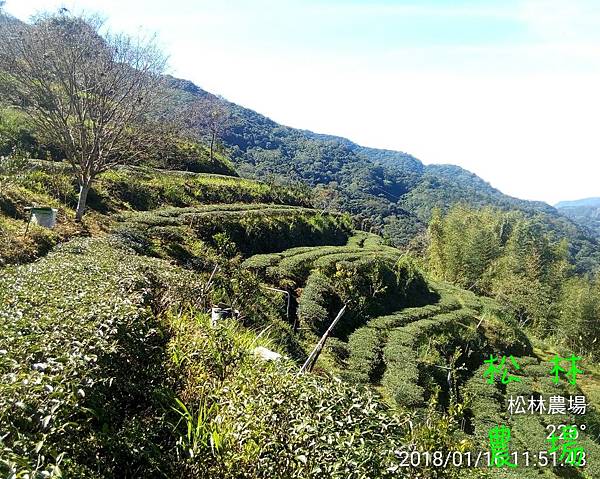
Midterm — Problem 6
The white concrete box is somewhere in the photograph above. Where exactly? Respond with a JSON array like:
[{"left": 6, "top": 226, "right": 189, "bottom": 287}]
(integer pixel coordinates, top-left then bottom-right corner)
[{"left": 28, "top": 207, "right": 58, "bottom": 229}]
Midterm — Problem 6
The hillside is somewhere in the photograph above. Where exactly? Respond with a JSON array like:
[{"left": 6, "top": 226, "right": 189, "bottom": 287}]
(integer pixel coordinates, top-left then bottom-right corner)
[
  {"left": 2, "top": 158, "right": 599, "bottom": 478},
  {"left": 165, "top": 77, "right": 600, "bottom": 273},
  {"left": 556, "top": 198, "right": 600, "bottom": 238},
  {"left": 0, "top": 10, "right": 596, "bottom": 271},
  {"left": 1, "top": 11, "right": 599, "bottom": 478}
]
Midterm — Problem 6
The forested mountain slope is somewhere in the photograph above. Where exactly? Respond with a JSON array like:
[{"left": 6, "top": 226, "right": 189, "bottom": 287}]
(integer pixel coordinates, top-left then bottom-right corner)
[{"left": 166, "top": 77, "right": 600, "bottom": 273}]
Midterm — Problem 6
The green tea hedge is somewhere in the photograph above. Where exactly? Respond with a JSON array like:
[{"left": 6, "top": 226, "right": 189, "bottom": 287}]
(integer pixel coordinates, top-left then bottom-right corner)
[{"left": 0, "top": 236, "right": 201, "bottom": 477}]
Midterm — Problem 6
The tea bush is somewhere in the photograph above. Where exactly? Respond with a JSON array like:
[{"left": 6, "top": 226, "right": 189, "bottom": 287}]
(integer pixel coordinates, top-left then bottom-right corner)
[
  {"left": 96, "top": 166, "right": 311, "bottom": 210},
  {"left": 382, "top": 330, "right": 425, "bottom": 408},
  {"left": 346, "top": 231, "right": 386, "bottom": 248},
  {"left": 368, "top": 297, "right": 461, "bottom": 330},
  {"left": 120, "top": 205, "right": 352, "bottom": 257},
  {"left": 297, "top": 272, "right": 339, "bottom": 332},
  {"left": 344, "top": 327, "right": 384, "bottom": 384},
  {"left": 0, "top": 236, "right": 202, "bottom": 477},
  {"left": 213, "top": 362, "right": 408, "bottom": 479},
  {"left": 380, "top": 310, "right": 479, "bottom": 408},
  {"left": 166, "top": 314, "right": 412, "bottom": 479},
  {"left": 272, "top": 246, "right": 367, "bottom": 282},
  {"left": 462, "top": 365, "right": 505, "bottom": 442}
]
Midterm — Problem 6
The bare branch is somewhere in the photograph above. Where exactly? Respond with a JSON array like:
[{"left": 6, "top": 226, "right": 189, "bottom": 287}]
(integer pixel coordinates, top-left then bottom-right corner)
[{"left": 0, "top": 11, "right": 167, "bottom": 219}]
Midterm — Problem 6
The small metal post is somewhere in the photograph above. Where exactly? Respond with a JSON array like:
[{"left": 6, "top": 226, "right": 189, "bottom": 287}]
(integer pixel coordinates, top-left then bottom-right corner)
[{"left": 261, "top": 286, "right": 291, "bottom": 321}]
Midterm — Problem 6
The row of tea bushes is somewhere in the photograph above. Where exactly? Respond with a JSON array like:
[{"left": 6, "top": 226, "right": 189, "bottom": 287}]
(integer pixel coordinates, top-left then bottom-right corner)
[
  {"left": 118, "top": 205, "right": 353, "bottom": 257},
  {"left": 296, "top": 256, "right": 430, "bottom": 338},
  {"left": 269, "top": 247, "right": 369, "bottom": 282},
  {"left": 0, "top": 236, "right": 201, "bottom": 477},
  {"left": 381, "top": 309, "right": 479, "bottom": 408},
  {"left": 97, "top": 167, "right": 312, "bottom": 211},
  {"left": 6, "top": 160, "right": 310, "bottom": 215},
  {"left": 367, "top": 295, "right": 461, "bottom": 331},
  {"left": 296, "top": 272, "right": 340, "bottom": 333},
  {"left": 344, "top": 327, "right": 385, "bottom": 385},
  {"left": 243, "top": 232, "right": 401, "bottom": 284},
  {"left": 461, "top": 365, "right": 506, "bottom": 443},
  {"left": 344, "top": 293, "right": 463, "bottom": 387},
  {"left": 0, "top": 159, "right": 313, "bottom": 267}
]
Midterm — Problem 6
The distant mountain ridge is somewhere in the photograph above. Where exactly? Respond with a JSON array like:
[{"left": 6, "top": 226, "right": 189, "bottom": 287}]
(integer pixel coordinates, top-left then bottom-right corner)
[
  {"left": 556, "top": 197, "right": 600, "bottom": 209},
  {"left": 556, "top": 197, "right": 600, "bottom": 238}
]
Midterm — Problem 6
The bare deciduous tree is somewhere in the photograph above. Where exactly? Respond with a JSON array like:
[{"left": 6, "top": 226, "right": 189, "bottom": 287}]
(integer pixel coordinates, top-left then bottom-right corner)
[
  {"left": 0, "top": 12, "right": 166, "bottom": 220},
  {"left": 189, "top": 97, "right": 231, "bottom": 162}
]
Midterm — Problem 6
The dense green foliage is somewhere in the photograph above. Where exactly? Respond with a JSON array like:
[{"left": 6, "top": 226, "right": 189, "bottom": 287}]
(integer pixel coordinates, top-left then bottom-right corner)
[
  {"left": 118, "top": 204, "right": 352, "bottom": 257},
  {"left": 0, "top": 236, "right": 201, "bottom": 476},
  {"left": 168, "top": 314, "right": 413, "bottom": 479},
  {"left": 427, "top": 205, "right": 600, "bottom": 359},
  {"left": 0, "top": 226, "right": 407, "bottom": 478},
  {"left": 0, "top": 158, "right": 312, "bottom": 265},
  {"left": 0, "top": 229, "right": 470, "bottom": 479},
  {"left": 0, "top": 107, "right": 62, "bottom": 159},
  {"left": 244, "top": 232, "right": 432, "bottom": 340},
  {"left": 1, "top": 11, "right": 598, "bottom": 479}
]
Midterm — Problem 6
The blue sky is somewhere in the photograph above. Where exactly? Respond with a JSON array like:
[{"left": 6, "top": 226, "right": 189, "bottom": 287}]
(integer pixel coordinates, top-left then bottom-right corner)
[{"left": 5, "top": 0, "right": 600, "bottom": 204}]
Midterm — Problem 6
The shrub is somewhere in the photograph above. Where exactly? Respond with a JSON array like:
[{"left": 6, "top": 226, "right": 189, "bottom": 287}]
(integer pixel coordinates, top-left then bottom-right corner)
[
  {"left": 0, "top": 236, "right": 202, "bottom": 477},
  {"left": 119, "top": 205, "right": 352, "bottom": 257},
  {"left": 344, "top": 327, "right": 384, "bottom": 384},
  {"left": 241, "top": 252, "right": 284, "bottom": 272},
  {"left": 273, "top": 246, "right": 366, "bottom": 282},
  {"left": 168, "top": 313, "right": 410, "bottom": 479},
  {"left": 462, "top": 365, "right": 505, "bottom": 442},
  {"left": 211, "top": 362, "right": 407, "bottom": 479},
  {"left": 297, "top": 272, "right": 339, "bottom": 332},
  {"left": 382, "top": 332, "right": 425, "bottom": 408},
  {"left": 379, "top": 309, "right": 481, "bottom": 409},
  {"left": 368, "top": 298, "right": 461, "bottom": 330}
]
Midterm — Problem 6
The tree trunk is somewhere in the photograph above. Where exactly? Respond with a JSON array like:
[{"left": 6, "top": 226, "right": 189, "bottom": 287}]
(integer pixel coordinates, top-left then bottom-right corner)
[
  {"left": 210, "top": 132, "right": 215, "bottom": 161},
  {"left": 75, "top": 181, "right": 91, "bottom": 222}
]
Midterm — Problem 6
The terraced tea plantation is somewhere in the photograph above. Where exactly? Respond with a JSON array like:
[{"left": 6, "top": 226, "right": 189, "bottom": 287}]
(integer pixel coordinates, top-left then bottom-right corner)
[
  {"left": 2, "top": 159, "right": 599, "bottom": 478},
  {"left": 116, "top": 203, "right": 354, "bottom": 260},
  {"left": 243, "top": 234, "right": 600, "bottom": 479}
]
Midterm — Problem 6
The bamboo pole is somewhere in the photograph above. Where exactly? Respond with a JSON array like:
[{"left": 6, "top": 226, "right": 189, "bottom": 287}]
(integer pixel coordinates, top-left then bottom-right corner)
[{"left": 298, "top": 304, "right": 347, "bottom": 375}]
